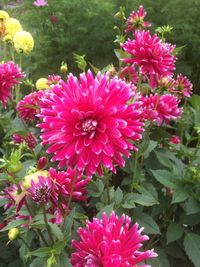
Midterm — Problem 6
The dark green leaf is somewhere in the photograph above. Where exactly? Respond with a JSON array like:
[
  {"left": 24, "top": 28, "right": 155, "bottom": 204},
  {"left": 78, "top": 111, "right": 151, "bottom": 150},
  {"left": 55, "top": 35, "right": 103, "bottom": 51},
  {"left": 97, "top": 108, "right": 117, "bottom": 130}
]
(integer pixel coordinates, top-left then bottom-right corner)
[
  {"left": 137, "top": 213, "right": 160, "bottom": 234},
  {"left": 184, "top": 233, "right": 200, "bottom": 267},
  {"left": 167, "top": 222, "right": 184, "bottom": 244}
]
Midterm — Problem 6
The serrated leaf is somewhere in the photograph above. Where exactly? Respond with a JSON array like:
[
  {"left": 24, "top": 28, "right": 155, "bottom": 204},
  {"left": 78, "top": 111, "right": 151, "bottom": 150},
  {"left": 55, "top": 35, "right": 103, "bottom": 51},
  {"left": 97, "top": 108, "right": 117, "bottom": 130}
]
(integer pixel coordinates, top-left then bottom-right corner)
[
  {"left": 137, "top": 213, "right": 160, "bottom": 234},
  {"left": 122, "top": 193, "right": 136, "bottom": 209},
  {"left": 144, "top": 140, "right": 158, "bottom": 159},
  {"left": 167, "top": 222, "right": 184, "bottom": 244},
  {"left": 151, "top": 169, "right": 177, "bottom": 189},
  {"left": 49, "top": 223, "right": 64, "bottom": 241},
  {"left": 133, "top": 188, "right": 159, "bottom": 207},
  {"left": 185, "top": 198, "right": 200, "bottom": 215},
  {"left": 96, "top": 203, "right": 114, "bottom": 218},
  {"left": 114, "top": 187, "right": 123, "bottom": 205},
  {"left": 87, "top": 180, "right": 104, "bottom": 197},
  {"left": 184, "top": 233, "right": 200, "bottom": 267}
]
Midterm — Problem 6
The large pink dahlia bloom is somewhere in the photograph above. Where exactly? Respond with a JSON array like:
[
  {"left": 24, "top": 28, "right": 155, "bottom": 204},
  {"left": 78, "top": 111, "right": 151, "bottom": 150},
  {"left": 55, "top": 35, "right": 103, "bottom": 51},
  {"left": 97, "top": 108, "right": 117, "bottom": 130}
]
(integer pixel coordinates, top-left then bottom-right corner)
[
  {"left": 38, "top": 71, "right": 144, "bottom": 176},
  {"left": 0, "top": 61, "right": 24, "bottom": 107},
  {"left": 17, "top": 91, "right": 44, "bottom": 121},
  {"left": 71, "top": 211, "right": 157, "bottom": 267},
  {"left": 122, "top": 31, "right": 176, "bottom": 88}
]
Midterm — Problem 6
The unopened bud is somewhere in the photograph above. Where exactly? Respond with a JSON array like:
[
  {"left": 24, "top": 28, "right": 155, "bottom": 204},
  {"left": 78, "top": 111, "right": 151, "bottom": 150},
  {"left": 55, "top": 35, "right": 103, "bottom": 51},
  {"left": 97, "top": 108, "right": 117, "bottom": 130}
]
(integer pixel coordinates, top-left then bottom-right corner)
[
  {"left": 60, "top": 62, "right": 68, "bottom": 74},
  {"left": 37, "top": 157, "right": 48, "bottom": 170},
  {"left": 8, "top": 228, "right": 20, "bottom": 241}
]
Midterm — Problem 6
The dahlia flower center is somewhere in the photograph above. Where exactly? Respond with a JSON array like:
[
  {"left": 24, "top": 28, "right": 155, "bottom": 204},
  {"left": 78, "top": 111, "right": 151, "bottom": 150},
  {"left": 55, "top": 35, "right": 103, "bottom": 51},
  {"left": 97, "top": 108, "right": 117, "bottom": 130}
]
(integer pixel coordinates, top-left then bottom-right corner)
[{"left": 82, "top": 119, "right": 98, "bottom": 134}]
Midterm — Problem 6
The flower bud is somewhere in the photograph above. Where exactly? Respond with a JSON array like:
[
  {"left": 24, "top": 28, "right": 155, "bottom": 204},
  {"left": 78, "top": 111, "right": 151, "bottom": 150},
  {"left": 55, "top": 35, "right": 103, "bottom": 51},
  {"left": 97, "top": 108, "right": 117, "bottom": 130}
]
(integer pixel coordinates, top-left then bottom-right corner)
[
  {"left": 60, "top": 62, "right": 68, "bottom": 74},
  {"left": 37, "top": 157, "right": 48, "bottom": 170},
  {"left": 8, "top": 228, "right": 20, "bottom": 241}
]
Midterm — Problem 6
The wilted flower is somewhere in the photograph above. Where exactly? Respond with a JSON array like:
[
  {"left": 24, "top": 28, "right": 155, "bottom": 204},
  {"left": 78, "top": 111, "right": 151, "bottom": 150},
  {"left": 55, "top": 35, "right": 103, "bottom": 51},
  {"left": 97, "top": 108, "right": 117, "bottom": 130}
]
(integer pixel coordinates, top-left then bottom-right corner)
[
  {"left": 36, "top": 78, "right": 50, "bottom": 90},
  {"left": 12, "top": 132, "right": 36, "bottom": 149},
  {"left": 122, "top": 30, "right": 176, "bottom": 88},
  {"left": 169, "top": 135, "right": 180, "bottom": 144},
  {"left": 38, "top": 70, "right": 144, "bottom": 176},
  {"left": 119, "top": 65, "right": 138, "bottom": 84},
  {"left": 5, "top": 18, "right": 22, "bottom": 38},
  {"left": 125, "top": 5, "right": 151, "bottom": 33},
  {"left": 13, "top": 31, "right": 34, "bottom": 54},
  {"left": 71, "top": 211, "right": 157, "bottom": 266},
  {"left": 33, "top": 0, "right": 48, "bottom": 7},
  {"left": 17, "top": 91, "right": 44, "bottom": 121},
  {"left": 0, "top": 61, "right": 24, "bottom": 107}
]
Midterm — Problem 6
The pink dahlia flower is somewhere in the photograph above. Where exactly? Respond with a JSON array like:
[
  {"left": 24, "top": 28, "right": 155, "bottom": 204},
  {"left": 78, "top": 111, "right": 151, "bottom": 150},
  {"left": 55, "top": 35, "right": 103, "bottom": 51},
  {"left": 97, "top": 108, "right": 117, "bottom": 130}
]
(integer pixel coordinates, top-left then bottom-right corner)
[
  {"left": 122, "top": 31, "right": 176, "bottom": 88},
  {"left": 38, "top": 70, "right": 144, "bottom": 176},
  {"left": 173, "top": 74, "right": 192, "bottom": 98},
  {"left": 169, "top": 135, "right": 180, "bottom": 144},
  {"left": 27, "top": 175, "right": 56, "bottom": 204},
  {"left": 33, "top": 0, "right": 48, "bottom": 7},
  {"left": 50, "top": 168, "right": 91, "bottom": 202},
  {"left": 141, "top": 94, "right": 182, "bottom": 125},
  {"left": 71, "top": 211, "right": 157, "bottom": 267},
  {"left": 125, "top": 5, "right": 151, "bottom": 33},
  {"left": 47, "top": 74, "right": 62, "bottom": 86},
  {"left": 17, "top": 91, "right": 44, "bottom": 121},
  {"left": 0, "top": 61, "right": 24, "bottom": 107}
]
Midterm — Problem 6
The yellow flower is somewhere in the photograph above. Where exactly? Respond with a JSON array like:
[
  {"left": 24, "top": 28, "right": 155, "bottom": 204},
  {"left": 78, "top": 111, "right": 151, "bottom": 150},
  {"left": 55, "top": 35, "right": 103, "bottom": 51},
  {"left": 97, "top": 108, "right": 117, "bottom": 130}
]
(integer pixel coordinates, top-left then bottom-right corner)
[
  {"left": 5, "top": 18, "right": 22, "bottom": 38},
  {"left": 23, "top": 170, "right": 49, "bottom": 189},
  {"left": 0, "top": 10, "right": 9, "bottom": 22},
  {"left": 13, "top": 31, "right": 34, "bottom": 54},
  {"left": 36, "top": 78, "right": 50, "bottom": 90},
  {"left": 8, "top": 228, "right": 20, "bottom": 241}
]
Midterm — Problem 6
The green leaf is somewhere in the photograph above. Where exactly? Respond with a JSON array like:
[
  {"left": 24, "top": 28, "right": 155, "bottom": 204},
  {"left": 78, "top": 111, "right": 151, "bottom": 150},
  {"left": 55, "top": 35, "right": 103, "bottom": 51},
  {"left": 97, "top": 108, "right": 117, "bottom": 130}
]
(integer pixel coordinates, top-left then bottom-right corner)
[
  {"left": 30, "top": 257, "right": 47, "bottom": 267},
  {"left": 122, "top": 193, "right": 136, "bottom": 209},
  {"left": 137, "top": 213, "right": 160, "bottom": 234},
  {"left": 185, "top": 198, "right": 200, "bottom": 215},
  {"left": 190, "top": 94, "right": 200, "bottom": 110},
  {"left": 29, "top": 247, "right": 52, "bottom": 257},
  {"left": 114, "top": 187, "right": 123, "bottom": 205},
  {"left": 144, "top": 140, "right": 158, "bottom": 159},
  {"left": 133, "top": 188, "right": 159, "bottom": 207},
  {"left": 172, "top": 189, "right": 188, "bottom": 203},
  {"left": 63, "top": 208, "right": 76, "bottom": 236},
  {"left": 52, "top": 240, "right": 67, "bottom": 255},
  {"left": 1, "top": 219, "right": 27, "bottom": 231},
  {"left": 114, "top": 49, "right": 129, "bottom": 60},
  {"left": 151, "top": 169, "right": 177, "bottom": 189},
  {"left": 96, "top": 203, "right": 114, "bottom": 218},
  {"left": 166, "top": 222, "right": 184, "bottom": 244},
  {"left": 49, "top": 223, "right": 64, "bottom": 241},
  {"left": 87, "top": 179, "right": 104, "bottom": 197},
  {"left": 184, "top": 233, "right": 200, "bottom": 267}
]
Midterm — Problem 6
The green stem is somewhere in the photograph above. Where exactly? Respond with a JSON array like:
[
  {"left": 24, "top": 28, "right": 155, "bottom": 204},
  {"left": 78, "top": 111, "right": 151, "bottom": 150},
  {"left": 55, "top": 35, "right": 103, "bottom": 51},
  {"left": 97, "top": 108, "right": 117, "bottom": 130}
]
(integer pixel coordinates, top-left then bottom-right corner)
[
  {"left": 61, "top": 173, "right": 77, "bottom": 231},
  {"left": 106, "top": 174, "right": 111, "bottom": 204},
  {"left": 42, "top": 204, "right": 54, "bottom": 246},
  {"left": 25, "top": 201, "right": 49, "bottom": 246},
  {"left": 132, "top": 152, "right": 138, "bottom": 191}
]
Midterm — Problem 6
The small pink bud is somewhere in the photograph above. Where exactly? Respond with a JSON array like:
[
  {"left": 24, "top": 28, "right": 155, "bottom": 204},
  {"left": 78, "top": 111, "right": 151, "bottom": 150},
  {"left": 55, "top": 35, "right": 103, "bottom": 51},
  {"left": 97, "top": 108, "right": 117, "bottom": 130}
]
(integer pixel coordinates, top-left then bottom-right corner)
[
  {"left": 37, "top": 157, "right": 48, "bottom": 169},
  {"left": 169, "top": 135, "right": 180, "bottom": 144}
]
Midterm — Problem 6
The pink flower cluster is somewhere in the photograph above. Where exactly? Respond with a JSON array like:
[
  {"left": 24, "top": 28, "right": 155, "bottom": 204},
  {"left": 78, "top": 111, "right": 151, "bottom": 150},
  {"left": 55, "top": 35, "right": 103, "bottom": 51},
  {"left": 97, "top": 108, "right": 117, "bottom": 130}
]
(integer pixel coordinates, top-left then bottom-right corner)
[
  {"left": 71, "top": 212, "right": 157, "bottom": 266},
  {"left": 38, "top": 71, "right": 144, "bottom": 176},
  {"left": 12, "top": 132, "right": 37, "bottom": 149},
  {"left": 0, "top": 61, "right": 24, "bottom": 107}
]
